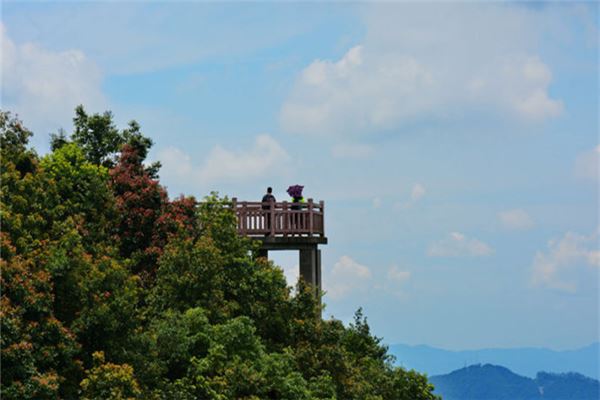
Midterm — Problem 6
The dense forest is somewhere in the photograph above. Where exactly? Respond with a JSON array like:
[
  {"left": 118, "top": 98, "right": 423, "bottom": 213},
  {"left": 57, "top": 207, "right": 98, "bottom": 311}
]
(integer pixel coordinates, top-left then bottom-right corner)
[{"left": 1, "top": 108, "right": 439, "bottom": 399}]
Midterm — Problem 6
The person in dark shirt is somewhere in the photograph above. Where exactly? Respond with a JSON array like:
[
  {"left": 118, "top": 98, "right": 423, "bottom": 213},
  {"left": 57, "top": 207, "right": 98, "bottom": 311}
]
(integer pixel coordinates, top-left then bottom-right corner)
[{"left": 262, "top": 187, "right": 276, "bottom": 234}]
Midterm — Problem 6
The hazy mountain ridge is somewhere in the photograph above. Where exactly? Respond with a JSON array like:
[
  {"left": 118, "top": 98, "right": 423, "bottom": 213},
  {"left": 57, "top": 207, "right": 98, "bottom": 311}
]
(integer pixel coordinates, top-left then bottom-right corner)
[
  {"left": 429, "top": 364, "right": 600, "bottom": 400},
  {"left": 389, "top": 342, "right": 599, "bottom": 380}
]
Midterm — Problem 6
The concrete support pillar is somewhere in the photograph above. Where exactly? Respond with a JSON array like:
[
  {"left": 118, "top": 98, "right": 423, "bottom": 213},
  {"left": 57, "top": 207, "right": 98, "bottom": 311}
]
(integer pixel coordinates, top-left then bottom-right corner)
[
  {"left": 316, "top": 249, "right": 322, "bottom": 293},
  {"left": 299, "top": 247, "right": 321, "bottom": 293}
]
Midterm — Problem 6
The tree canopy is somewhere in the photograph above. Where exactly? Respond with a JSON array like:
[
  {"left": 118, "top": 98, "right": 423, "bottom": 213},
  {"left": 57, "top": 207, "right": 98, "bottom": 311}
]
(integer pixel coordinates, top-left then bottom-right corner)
[{"left": 1, "top": 108, "right": 439, "bottom": 399}]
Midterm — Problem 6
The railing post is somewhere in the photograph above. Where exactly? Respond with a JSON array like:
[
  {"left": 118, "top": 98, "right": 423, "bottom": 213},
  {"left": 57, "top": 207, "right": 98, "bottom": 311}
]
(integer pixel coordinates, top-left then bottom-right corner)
[
  {"left": 241, "top": 201, "right": 247, "bottom": 235},
  {"left": 283, "top": 201, "right": 288, "bottom": 236},
  {"left": 270, "top": 200, "right": 275, "bottom": 236},
  {"left": 320, "top": 200, "right": 325, "bottom": 237},
  {"left": 308, "top": 198, "right": 314, "bottom": 236}
]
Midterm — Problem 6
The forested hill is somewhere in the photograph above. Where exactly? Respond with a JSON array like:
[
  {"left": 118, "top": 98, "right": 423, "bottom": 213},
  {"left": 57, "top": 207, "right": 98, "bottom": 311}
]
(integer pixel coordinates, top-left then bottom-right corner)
[
  {"left": 430, "top": 364, "right": 600, "bottom": 400},
  {"left": 1, "top": 109, "right": 439, "bottom": 399}
]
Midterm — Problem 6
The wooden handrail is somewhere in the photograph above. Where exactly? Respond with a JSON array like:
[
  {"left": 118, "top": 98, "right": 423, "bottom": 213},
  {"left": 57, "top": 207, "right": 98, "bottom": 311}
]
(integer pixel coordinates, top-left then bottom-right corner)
[{"left": 232, "top": 197, "right": 325, "bottom": 237}]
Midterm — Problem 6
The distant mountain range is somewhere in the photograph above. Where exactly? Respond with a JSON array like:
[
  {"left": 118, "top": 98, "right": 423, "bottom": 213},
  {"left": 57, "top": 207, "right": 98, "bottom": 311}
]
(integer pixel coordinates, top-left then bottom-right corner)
[
  {"left": 388, "top": 342, "right": 599, "bottom": 380},
  {"left": 430, "top": 364, "right": 600, "bottom": 400}
]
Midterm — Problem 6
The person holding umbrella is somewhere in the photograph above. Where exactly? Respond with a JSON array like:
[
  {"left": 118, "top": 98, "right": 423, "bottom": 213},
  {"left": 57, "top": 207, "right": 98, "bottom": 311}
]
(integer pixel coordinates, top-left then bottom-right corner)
[{"left": 287, "top": 185, "right": 305, "bottom": 230}]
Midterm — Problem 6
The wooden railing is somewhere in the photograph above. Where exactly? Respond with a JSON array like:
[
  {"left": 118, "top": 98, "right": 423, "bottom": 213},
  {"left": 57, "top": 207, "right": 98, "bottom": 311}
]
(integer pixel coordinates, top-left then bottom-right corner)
[{"left": 232, "top": 198, "right": 325, "bottom": 237}]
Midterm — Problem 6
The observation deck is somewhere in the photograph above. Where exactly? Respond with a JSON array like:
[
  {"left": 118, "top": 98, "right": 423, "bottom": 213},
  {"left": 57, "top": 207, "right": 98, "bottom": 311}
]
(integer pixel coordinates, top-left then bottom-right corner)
[
  {"left": 232, "top": 198, "right": 326, "bottom": 239},
  {"left": 232, "top": 198, "right": 327, "bottom": 295}
]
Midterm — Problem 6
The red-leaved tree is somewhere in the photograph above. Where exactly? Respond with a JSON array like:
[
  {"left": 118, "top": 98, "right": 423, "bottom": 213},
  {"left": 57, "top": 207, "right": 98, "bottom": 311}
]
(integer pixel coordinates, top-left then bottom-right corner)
[{"left": 110, "top": 145, "right": 197, "bottom": 278}]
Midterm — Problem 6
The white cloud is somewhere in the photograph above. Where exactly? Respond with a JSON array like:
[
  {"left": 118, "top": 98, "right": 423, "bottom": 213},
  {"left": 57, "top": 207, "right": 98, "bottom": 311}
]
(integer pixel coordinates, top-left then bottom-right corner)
[
  {"left": 411, "top": 183, "right": 426, "bottom": 202},
  {"left": 1, "top": 24, "right": 106, "bottom": 136},
  {"left": 159, "top": 134, "right": 290, "bottom": 185},
  {"left": 384, "top": 265, "right": 412, "bottom": 298},
  {"left": 281, "top": 4, "right": 564, "bottom": 136},
  {"left": 332, "top": 143, "right": 375, "bottom": 159},
  {"left": 574, "top": 145, "right": 600, "bottom": 182},
  {"left": 532, "top": 230, "right": 600, "bottom": 293},
  {"left": 158, "top": 146, "right": 194, "bottom": 177},
  {"left": 498, "top": 209, "right": 534, "bottom": 230},
  {"left": 199, "top": 135, "right": 290, "bottom": 182},
  {"left": 428, "top": 231, "right": 494, "bottom": 257},
  {"left": 387, "top": 266, "right": 411, "bottom": 283},
  {"left": 325, "top": 255, "right": 372, "bottom": 300},
  {"left": 394, "top": 183, "right": 426, "bottom": 209}
]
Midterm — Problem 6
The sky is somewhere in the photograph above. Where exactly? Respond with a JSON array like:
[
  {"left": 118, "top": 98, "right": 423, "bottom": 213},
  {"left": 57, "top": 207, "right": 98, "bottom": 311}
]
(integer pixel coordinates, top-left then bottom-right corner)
[{"left": 2, "top": 1, "right": 598, "bottom": 351}]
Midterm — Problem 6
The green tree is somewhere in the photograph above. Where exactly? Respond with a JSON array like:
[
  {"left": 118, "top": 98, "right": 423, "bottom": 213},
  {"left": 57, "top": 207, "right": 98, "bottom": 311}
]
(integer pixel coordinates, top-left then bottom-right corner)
[
  {"left": 54, "top": 105, "right": 158, "bottom": 171},
  {"left": 151, "top": 195, "right": 291, "bottom": 347},
  {"left": 1, "top": 111, "right": 45, "bottom": 255},
  {"left": 40, "top": 143, "right": 116, "bottom": 251},
  {"left": 71, "top": 105, "right": 123, "bottom": 167},
  {"left": 80, "top": 352, "right": 141, "bottom": 400}
]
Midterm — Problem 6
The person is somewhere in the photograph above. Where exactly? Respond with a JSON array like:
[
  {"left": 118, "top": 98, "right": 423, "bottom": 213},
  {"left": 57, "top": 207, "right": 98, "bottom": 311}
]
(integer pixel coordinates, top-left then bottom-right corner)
[
  {"left": 286, "top": 185, "right": 305, "bottom": 232},
  {"left": 290, "top": 194, "right": 305, "bottom": 230},
  {"left": 262, "top": 187, "right": 276, "bottom": 234},
  {"left": 290, "top": 194, "right": 305, "bottom": 209}
]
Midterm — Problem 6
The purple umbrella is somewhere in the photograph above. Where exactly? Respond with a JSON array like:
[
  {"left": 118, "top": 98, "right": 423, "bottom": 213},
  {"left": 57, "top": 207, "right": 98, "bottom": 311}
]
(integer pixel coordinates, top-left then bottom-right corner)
[{"left": 287, "top": 185, "right": 304, "bottom": 198}]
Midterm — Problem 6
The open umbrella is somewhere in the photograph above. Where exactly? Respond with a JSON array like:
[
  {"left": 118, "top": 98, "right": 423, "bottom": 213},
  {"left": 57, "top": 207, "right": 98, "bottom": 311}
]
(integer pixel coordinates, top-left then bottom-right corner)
[{"left": 286, "top": 185, "right": 304, "bottom": 198}]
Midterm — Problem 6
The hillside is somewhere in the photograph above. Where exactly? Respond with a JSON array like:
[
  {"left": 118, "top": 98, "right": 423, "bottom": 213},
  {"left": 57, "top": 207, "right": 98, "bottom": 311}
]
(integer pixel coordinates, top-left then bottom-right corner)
[
  {"left": 430, "top": 364, "right": 600, "bottom": 400},
  {"left": 389, "top": 343, "right": 599, "bottom": 380},
  {"left": 0, "top": 109, "right": 439, "bottom": 399}
]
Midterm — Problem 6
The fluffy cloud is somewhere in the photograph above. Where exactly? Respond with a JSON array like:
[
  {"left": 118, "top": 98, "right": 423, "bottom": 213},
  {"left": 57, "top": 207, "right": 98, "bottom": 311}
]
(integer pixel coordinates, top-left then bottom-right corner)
[
  {"left": 574, "top": 145, "right": 600, "bottom": 182},
  {"left": 387, "top": 266, "right": 411, "bottom": 283},
  {"left": 394, "top": 183, "right": 427, "bottom": 209},
  {"left": 428, "top": 232, "right": 494, "bottom": 257},
  {"left": 411, "top": 183, "right": 426, "bottom": 202},
  {"left": 384, "top": 266, "right": 412, "bottom": 298},
  {"left": 281, "top": 4, "right": 564, "bottom": 136},
  {"left": 1, "top": 24, "right": 106, "bottom": 137},
  {"left": 498, "top": 209, "right": 534, "bottom": 230},
  {"left": 159, "top": 134, "right": 290, "bottom": 185},
  {"left": 532, "top": 231, "right": 600, "bottom": 293},
  {"left": 325, "top": 256, "right": 372, "bottom": 300}
]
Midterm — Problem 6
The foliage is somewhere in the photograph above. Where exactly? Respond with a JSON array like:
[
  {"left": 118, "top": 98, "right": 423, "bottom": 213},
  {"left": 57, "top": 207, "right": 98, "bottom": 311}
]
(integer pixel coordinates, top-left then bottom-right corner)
[
  {"left": 109, "top": 144, "right": 198, "bottom": 278},
  {"left": 0, "top": 109, "right": 439, "bottom": 399},
  {"left": 80, "top": 352, "right": 141, "bottom": 400},
  {"left": 1, "top": 256, "right": 81, "bottom": 399}
]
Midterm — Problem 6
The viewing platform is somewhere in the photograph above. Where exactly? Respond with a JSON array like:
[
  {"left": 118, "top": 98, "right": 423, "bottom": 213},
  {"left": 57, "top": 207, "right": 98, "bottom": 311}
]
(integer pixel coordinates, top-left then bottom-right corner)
[
  {"left": 232, "top": 198, "right": 328, "bottom": 295},
  {"left": 232, "top": 198, "right": 326, "bottom": 240}
]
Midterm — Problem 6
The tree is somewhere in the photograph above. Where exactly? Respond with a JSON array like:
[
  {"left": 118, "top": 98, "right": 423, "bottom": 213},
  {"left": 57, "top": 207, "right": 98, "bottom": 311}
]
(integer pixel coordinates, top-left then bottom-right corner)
[
  {"left": 1, "top": 111, "right": 44, "bottom": 254},
  {"left": 1, "top": 256, "right": 81, "bottom": 399},
  {"left": 80, "top": 352, "right": 141, "bottom": 400},
  {"left": 109, "top": 144, "right": 168, "bottom": 276},
  {"left": 56, "top": 105, "right": 158, "bottom": 172},
  {"left": 40, "top": 143, "right": 116, "bottom": 251},
  {"left": 151, "top": 194, "right": 291, "bottom": 347},
  {"left": 71, "top": 105, "right": 123, "bottom": 168}
]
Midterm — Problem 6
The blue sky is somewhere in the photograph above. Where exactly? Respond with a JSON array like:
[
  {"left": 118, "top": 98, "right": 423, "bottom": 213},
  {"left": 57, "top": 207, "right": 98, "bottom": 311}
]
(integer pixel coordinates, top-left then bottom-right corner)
[{"left": 2, "top": 1, "right": 598, "bottom": 350}]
